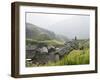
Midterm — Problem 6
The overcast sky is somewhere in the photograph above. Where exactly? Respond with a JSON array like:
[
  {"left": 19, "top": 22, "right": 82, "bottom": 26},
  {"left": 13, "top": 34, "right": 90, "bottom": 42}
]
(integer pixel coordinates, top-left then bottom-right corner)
[{"left": 26, "top": 13, "right": 90, "bottom": 39}]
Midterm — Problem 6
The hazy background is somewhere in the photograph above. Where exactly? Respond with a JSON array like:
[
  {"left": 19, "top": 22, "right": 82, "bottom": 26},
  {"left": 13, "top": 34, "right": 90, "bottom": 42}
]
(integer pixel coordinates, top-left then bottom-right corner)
[{"left": 26, "top": 13, "right": 90, "bottom": 39}]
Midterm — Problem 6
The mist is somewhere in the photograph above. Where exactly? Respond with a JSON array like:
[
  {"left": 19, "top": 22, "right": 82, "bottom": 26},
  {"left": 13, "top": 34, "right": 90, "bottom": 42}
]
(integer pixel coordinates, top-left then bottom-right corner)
[{"left": 26, "top": 13, "right": 90, "bottom": 39}]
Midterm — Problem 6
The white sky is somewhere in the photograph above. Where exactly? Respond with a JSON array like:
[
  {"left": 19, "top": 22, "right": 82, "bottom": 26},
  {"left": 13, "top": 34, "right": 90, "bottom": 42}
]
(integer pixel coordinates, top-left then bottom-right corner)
[{"left": 26, "top": 13, "right": 75, "bottom": 29}]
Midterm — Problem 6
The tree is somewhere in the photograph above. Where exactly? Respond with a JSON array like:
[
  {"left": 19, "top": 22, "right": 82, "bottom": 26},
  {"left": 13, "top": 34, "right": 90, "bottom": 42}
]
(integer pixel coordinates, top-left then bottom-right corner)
[{"left": 75, "top": 36, "right": 77, "bottom": 40}]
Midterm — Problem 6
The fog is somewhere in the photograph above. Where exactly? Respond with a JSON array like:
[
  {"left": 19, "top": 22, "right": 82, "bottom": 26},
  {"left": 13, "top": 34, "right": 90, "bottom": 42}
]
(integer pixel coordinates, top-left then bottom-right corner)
[{"left": 26, "top": 13, "right": 90, "bottom": 39}]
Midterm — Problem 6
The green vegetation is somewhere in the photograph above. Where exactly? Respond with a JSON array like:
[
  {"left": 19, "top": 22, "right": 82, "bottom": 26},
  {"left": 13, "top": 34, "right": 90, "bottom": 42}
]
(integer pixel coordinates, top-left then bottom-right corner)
[
  {"left": 45, "top": 49, "right": 89, "bottom": 66},
  {"left": 26, "top": 23, "right": 90, "bottom": 67},
  {"left": 26, "top": 38, "right": 90, "bottom": 67},
  {"left": 26, "top": 49, "right": 89, "bottom": 67},
  {"left": 35, "top": 34, "right": 52, "bottom": 41},
  {"left": 26, "top": 39, "right": 64, "bottom": 46}
]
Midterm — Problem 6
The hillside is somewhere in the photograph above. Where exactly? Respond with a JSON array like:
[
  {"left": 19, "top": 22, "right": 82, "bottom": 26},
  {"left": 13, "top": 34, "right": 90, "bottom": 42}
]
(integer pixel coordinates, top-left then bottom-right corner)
[{"left": 26, "top": 23, "right": 69, "bottom": 42}]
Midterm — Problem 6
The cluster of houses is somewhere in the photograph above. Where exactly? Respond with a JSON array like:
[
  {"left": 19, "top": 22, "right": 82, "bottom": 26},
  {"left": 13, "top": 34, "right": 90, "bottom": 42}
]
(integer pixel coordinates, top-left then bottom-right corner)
[{"left": 26, "top": 38, "right": 79, "bottom": 66}]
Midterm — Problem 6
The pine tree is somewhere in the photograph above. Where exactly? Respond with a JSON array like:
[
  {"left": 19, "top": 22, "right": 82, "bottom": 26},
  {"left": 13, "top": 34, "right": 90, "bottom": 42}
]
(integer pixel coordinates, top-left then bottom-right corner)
[{"left": 75, "top": 36, "right": 77, "bottom": 40}]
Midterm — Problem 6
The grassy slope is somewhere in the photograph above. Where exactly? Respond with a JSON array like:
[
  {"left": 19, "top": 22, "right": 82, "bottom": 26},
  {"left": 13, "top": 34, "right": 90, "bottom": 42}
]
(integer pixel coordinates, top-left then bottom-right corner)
[
  {"left": 45, "top": 49, "right": 89, "bottom": 66},
  {"left": 26, "top": 39, "right": 64, "bottom": 46}
]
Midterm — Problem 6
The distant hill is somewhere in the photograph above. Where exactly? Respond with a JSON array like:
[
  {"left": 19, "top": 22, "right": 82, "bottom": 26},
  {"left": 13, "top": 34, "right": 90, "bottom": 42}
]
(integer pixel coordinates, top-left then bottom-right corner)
[{"left": 26, "top": 23, "right": 69, "bottom": 42}]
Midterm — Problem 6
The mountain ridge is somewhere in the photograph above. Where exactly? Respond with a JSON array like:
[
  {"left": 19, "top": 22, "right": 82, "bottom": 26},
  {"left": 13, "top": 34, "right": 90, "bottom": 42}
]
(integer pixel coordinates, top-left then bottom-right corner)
[{"left": 26, "top": 23, "right": 69, "bottom": 42}]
